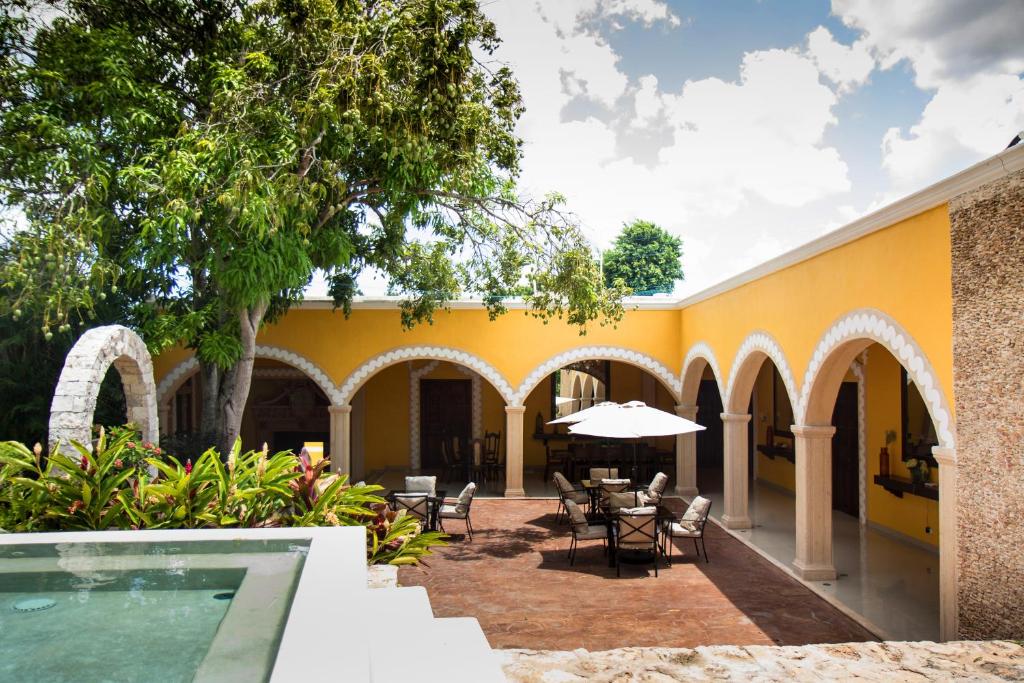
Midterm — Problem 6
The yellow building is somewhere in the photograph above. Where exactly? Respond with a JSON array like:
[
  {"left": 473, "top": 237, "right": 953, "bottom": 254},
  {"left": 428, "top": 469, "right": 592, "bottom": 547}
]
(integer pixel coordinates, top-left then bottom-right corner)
[{"left": 152, "top": 145, "right": 1024, "bottom": 643}]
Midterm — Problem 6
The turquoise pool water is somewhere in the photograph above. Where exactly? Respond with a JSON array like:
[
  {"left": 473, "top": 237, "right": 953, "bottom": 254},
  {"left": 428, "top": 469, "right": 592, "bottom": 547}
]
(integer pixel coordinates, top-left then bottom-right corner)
[{"left": 0, "top": 539, "right": 309, "bottom": 682}]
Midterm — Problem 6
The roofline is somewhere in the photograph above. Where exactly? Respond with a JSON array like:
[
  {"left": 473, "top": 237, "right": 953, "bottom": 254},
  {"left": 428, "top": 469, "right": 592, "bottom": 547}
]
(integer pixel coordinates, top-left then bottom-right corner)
[
  {"left": 297, "top": 145, "right": 1024, "bottom": 314},
  {"left": 676, "top": 143, "right": 1024, "bottom": 307}
]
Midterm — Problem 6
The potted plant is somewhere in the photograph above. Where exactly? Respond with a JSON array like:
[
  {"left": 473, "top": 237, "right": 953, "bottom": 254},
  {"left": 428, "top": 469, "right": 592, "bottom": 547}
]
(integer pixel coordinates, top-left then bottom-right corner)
[{"left": 906, "top": 458, "right": 930, "bottom": 484}]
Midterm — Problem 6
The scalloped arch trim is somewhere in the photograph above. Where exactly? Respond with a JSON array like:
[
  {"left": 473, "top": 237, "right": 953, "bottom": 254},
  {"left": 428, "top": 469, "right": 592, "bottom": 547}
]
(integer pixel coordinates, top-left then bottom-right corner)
[
  {"left": 338, "top": 346, "right": 515, "bottom": 405},
  {"left": 798, "top": 310, "right": 955, "bottom": 448},
  {"left": 680, "top": 342, "right": 725, "bottom": 402},
  {"left": 156, "top": 346, "right": 342, "bottom": 405},
  {"left": 513, "top": 346, "right": 681, "bottom": 405},
  {"left": 725, "top": 331, "right": 799, "bottom": 415}
]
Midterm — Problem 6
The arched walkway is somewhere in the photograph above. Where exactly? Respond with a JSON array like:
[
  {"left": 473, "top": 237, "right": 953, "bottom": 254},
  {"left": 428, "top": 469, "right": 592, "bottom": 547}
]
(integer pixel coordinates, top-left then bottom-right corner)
[
  {"left": 679, "top": 342, "right": 727, "bottom": 497},
  {"left": 49, "top": 325, "right": 158, "bottom": 452}
]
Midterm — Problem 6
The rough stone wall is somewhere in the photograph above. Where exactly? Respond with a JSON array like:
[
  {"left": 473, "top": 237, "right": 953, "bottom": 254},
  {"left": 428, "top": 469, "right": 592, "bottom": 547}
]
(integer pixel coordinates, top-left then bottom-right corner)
[{"left": 949, "top": 166, "right": 1024, "bottom": 639}]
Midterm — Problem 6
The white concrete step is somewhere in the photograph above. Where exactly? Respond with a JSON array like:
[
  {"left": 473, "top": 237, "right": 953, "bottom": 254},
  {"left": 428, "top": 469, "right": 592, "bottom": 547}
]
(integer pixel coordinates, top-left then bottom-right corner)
[
  {"left": 363, "top": 586, "right": 435, "bottom": 624},
  {"left": 369, "top": 616, "right": 504, "bottom": 683}
]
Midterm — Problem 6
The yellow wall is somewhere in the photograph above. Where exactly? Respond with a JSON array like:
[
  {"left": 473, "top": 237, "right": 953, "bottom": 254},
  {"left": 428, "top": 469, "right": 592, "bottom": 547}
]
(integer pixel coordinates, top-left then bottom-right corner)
[
  {"left": 679, "top": 204, "right": 954, "bottom": 413},
  {"left": 864, "top": 344, "right": 939, "bottom": 547}
]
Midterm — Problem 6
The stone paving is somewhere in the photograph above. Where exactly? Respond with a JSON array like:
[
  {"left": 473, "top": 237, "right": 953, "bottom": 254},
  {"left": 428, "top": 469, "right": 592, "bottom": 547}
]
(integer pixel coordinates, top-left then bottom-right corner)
[
  {"left": 398, "top": 499, "right": 874, "bottom": 651},
  {"left": 499, "top": 640, "right": 1024, "bottom": 682}
]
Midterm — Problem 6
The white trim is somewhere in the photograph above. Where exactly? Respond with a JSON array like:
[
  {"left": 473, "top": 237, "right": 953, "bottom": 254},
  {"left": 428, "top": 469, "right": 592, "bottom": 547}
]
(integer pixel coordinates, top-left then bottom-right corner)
[
  {"left": 851, "top": 353, "right": 867, "bottom": 526},
  {"left": 298, "top": 295, "right": 682, "bottom": 310},
  {"left": 455, "top": 364, "right": 484, "bottom": 441},
  {"left": 408, "top": 360, "right": 441, "bottom": 470},
  {"left": 799, "top": 309, "right": 956, "bottom": 448},
  {"left": 155, "top": 346, "right": 342, "bottom": 405},
  {"left": 677, "top": 145, "right": 1024, "bottom": 308},
  {"left": 724, "top": 331, "right": 799, "bottom": 416},
  {"left": 680, "top": 342, "right": 725, "bottom": 403},
  {"left": 337, "top": 345, "right": 515, "bottom": 406},
  {"left": 512, "top": 346, "right": 682, "bottom": 405}
]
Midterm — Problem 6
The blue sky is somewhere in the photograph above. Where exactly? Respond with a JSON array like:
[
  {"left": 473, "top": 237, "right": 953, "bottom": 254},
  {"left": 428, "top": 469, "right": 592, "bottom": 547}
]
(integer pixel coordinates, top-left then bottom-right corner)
[{"left": 348, "top": 0, "right": 1023, "bottom": 297}]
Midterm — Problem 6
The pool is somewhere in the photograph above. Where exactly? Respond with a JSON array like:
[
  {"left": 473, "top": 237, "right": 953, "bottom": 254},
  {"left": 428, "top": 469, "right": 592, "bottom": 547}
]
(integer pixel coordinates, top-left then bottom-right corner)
[{"left": 0, "top": 527, "right": 369, "bottom": 682}]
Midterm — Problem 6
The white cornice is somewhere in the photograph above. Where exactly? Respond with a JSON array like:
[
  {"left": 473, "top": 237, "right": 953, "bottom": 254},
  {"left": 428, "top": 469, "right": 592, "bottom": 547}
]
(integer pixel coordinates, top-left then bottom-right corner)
[{"left": 295, "top": 145, "right": 1023, "bottom": 313}]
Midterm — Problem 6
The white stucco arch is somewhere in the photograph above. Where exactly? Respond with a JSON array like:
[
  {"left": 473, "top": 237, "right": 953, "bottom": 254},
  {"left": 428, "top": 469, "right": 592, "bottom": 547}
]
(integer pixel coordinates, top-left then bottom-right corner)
[
  {"left": 680, "top": 342, "right": 726, "bottom": 406},
  {"left": 49, "top": 325, "right": 158, "bottom": 451},
  {"left": 513, "top": 346, "right": 682, "bottom": 405},
  {"left": 724, "top": 331, "right": 799, "bottom": 416},
  {"left": 337, "top": 345, "right": 516, "bottom": 406},
  {"left": 799, "top": 309, "right": 956, "bottom": 448},
  {"left": 155, "top": 345, "right": 343, "bottom": 406}
]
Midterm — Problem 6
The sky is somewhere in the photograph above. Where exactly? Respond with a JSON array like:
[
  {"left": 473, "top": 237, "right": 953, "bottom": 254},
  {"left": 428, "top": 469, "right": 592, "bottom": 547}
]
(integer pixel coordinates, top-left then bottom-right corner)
[{"left": 344, "top": 0, "right": 1024, "bottom": 298}]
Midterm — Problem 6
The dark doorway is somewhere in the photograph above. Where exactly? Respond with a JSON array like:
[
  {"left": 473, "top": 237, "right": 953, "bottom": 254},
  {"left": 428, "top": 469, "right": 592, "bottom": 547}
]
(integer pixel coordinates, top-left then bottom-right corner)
[
  {"left": 420, "top": 379, "right": 472, "bottom": 470},
  {"left": 831, "top": 382, "right": 859, "bottom": 518},
  {"left": 696, "top": 379, "right": 724, "bottom": 492}
]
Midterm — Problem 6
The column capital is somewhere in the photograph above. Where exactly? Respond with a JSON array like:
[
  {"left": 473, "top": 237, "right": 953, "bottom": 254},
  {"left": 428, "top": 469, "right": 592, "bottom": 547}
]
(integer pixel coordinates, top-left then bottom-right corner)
[
  {"left": 504, "top": 405, "right": 526, "bottom": 415},
  {"left": 791, "top": 424, "right": 836, "bottom": 439},
  {"left": 720, "top": 412, "right": 751, "bottom": 423},
  {"left": 675, "top": 404, "right": 698, "bottom": 419},
  {"left": 329, "top": 404, "right": 352, "bottom": 415},
  {"left": 932, "top": 446, "right": 957, "bottom": 467}
]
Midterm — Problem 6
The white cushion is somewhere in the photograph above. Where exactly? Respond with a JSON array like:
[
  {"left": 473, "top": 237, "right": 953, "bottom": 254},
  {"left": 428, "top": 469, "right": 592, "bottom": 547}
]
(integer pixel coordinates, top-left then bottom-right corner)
[
  {"left": 668, "top": 522, "right": 700, "bottom": 537},
  {"left": 589, "top": 468, "right": 618, "bottom": 481},
  {"left": 679, "top": 495, "right": 711, "bottom": 532},
  {"left": 454, "top": 482, "right": 476, "bottom": 514},
  {"left": 576, "top": 525, "right": 607, "bottom": 540},
  {"left": 608, "top": 491, "right": 639, "bottom": 511},
  {"left": 405, "top": 476, "right": 437, "bottom": 496},
  {"left": 439, "top": 504, "right": 464, "bottom": 519},
  {"left": 620, "top": 506, "right": 656, "bottom": 515},
  {"left": 553, "top": 471, "right": 573, "bottom": 494},
  {"left": 564, "top": 500, "right": 589, "bottom": 533},
  {"left": 567, "top": 491, "right": 589, "bottom": 505}
]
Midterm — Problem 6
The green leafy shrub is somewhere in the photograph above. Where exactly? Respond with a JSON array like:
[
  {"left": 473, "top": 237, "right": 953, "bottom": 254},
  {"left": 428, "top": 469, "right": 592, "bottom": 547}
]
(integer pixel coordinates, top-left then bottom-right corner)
[{"left": 0, "top": 431, "right": 446, "bottom": 566}]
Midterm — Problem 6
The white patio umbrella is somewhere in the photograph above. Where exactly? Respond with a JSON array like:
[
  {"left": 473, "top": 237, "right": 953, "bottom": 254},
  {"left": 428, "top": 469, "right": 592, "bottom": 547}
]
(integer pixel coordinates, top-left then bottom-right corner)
[
  {"left": 548, "top": 401, "right": 619, "bottom": 425},
  {"left": 564, "top": 401, "right": 705, "bottom": 480}
]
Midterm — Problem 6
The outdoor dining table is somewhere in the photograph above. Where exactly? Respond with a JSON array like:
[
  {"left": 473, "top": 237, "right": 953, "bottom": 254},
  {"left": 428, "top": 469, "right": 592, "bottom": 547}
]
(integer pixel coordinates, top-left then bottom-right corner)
[
  {"left": 587, "top": 504, "right": 676, "bottom": 568},
  {"left": 386, "top": 489, "right": 447, "bottom": 532}
]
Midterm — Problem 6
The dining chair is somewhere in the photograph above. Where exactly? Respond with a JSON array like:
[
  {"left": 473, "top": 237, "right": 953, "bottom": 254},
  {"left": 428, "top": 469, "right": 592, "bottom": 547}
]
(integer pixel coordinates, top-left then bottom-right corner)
[
  {"left": 662, "top": 496, "right": 713, "bottom": 564},
  {"left": 589, "top": 467, "right": 619, "bottom": 482},
  {"left": 553, "top": 471, "right": 590, "bottom": 522},
  {"left": 483, "top": 431, "right": 502, "bottom": 483},
  {"left": 616, "top": 506, "right": 659, "bottom": 577},
  {"left": 438, "top": 482, "right": 477, "bottom": 541},
  {"left": 637, "top": 471, "right": 669, "bottom": 506},
  {"left": 405, "top": 475, "right": 437, "bottom": 497},
  {"left": 392, "top": 493, "right": 430, "bottom": 527},
  {"left": 607, "top": 490, "right": 639, "bottom": 514},
  {"left": 597, "top": 479, "right": 630, "bottom": 511},
  {"left": 564, "top": 500, "right": 608, "bottom": 566}
]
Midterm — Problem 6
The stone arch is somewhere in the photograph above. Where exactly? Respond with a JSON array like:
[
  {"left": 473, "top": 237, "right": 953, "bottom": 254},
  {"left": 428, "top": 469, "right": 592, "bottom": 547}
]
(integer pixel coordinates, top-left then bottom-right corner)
[
  {"left": 156, "top": 345, "right": 343, "bottom": 406},
  {"left": 337, "top": 345, "right": 516, "bottom": 406},
  {"left": 49, "top": 325, "right": 158, "bottom": 451},
  {"left": 680, "top": 342, "right": 725, "bottom": 406},
  {"left": 799, "top": 309, "right": 955, "bottom": 448},
  {"left": 581, "top": 375, "right": 595, "bottom": 409},
  {"left": 570, "top": 374, "right": 583, "bottom": 412},
  {"left": 724, "top": 331, "right": 799, "bottom": 416},
  {"left": 513, "top": 346, "right": 681, "bottom": 405}
]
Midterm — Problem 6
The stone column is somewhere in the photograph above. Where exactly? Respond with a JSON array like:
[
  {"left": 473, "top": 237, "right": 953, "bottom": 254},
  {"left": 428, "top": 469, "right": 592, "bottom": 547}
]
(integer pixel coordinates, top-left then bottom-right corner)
[
  {"left": 329, "top": 405, "right": 352, "bottom": 477},
  {"left": 933, "top": 446, "right": 958, "bottom": 641},
  {"left": 792, "top": 424, "right": 837, "bottom": 581},
  {"left": 504, "top": 405, "right": 526, "bottom": 497},
  {"left": 721, "top": 412, "right": 752, "bottom": 529},
  {"left": 675, "top": 404, "right": 699, "bottom": 497}
]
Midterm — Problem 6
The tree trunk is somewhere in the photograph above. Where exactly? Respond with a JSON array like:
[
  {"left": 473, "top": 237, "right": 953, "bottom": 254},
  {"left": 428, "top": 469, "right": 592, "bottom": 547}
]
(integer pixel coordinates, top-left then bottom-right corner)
[
  {"left": 199, "top": 361, "right": 220, "bottom": 442},
  {"left": 214, "top": 301, "right": 268, "bottom": 456}
]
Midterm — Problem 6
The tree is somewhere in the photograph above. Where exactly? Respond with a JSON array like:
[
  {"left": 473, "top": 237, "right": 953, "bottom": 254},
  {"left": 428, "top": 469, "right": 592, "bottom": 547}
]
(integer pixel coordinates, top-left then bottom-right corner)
[
  {"left": 0, "top": 0, "right": 624, "bottom": 455},
  {"left": 602, "top": 220, "right": 683, "bottom": 293}
]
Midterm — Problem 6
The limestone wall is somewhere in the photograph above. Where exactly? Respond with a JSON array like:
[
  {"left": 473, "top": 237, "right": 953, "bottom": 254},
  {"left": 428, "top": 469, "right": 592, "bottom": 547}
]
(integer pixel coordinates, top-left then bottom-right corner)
[{"left": 949, "top": 166, "right": 1024, "bottom": 639}]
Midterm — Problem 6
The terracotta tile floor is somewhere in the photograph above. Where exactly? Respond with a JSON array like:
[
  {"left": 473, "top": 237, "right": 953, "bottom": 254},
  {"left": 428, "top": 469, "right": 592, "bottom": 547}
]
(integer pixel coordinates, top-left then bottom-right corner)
[{"left": 398, "top": 499, "right": 875, "bottom": 651}]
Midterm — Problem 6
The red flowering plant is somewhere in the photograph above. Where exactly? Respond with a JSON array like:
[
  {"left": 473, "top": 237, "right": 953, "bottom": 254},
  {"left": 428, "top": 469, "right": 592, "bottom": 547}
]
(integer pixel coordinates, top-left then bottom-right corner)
[{"left": 104, "top": 424, "right": 165, "bottom": 474}]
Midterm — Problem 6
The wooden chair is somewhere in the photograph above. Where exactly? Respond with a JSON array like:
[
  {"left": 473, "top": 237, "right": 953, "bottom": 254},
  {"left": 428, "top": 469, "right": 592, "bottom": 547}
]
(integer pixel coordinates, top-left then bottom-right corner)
[
  {"left": 544, "top": 447, "right": 571, "bottom": 484},
  {"left": 482, "top": 431, "right": 502, "bottom": 483}
]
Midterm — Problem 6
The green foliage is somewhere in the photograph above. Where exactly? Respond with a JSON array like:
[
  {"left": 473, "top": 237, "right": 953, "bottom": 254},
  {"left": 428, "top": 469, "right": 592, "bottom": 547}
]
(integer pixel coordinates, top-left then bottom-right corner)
[
  {"left": 603, "top": 220, "right": 684, "bottom": 293},
  {"left": 0, "top": 431, "right": 444, "bottom": 566}
]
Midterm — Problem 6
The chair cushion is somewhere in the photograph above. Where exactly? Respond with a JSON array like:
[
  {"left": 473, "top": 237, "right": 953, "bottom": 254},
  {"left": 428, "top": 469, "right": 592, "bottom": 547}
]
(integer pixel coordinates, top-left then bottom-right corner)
[
  {"left": 576, "top": 525, "right": 607, "bottom": 540},
  {"left": 647, "top": 472, "right": 669, "bottom": 502},
  {"left": 405, "top": 475, "right": 437, "bottom": 496},
  {"left": 668, "top": 522, "right": 700, "bottom": 537},
  {"left": 455, "top": 482, "right": 476, "bottom": 514},
  {"left": 439, "top": 504, "right": 465, "bottom": 519},
  {"left": 553, "top": 471, "right": 573, "bottom": 495},
  {"left": 564, "top": 500, "right": 589, "bottom": 534},
  {"left": 679, "top": 495, "right": 712, "bottom": 532},
  {"left": 608, "top": 491, "right": 639, "bottom": 511},
  {"left": 589, "top": 468, "right": 619, "bottom": 482}
]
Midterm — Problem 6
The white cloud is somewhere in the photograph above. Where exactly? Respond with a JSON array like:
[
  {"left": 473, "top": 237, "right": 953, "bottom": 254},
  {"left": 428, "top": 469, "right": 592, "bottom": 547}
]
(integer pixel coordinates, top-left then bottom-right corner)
[
  {"left": 832, "top": 0, "right": 1024, "bottom": 188},
  {"left": 806, "top": 27, "right": 874, "bottom": 92}
]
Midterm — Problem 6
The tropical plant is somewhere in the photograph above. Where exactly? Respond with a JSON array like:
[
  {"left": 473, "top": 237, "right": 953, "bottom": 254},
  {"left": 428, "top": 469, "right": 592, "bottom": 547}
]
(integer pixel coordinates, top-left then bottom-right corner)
[
  {"left": 603, "top": 219, "right": 684, "bottom": 293},
  {"left": 0, "top": 430, "right": 441, "bottom": 565},
  {"left": 0, "top": 0, "right": 626, "bottom": 457}
]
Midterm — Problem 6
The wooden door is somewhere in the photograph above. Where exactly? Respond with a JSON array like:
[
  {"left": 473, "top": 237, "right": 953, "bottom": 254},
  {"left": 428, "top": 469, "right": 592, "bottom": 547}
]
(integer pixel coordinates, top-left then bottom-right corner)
[
  {"left": 831, "top": 382, "right": 859, "bottom": 518},
  {"left": 420, "top": 379, "right": 472, "bottom": 470}
]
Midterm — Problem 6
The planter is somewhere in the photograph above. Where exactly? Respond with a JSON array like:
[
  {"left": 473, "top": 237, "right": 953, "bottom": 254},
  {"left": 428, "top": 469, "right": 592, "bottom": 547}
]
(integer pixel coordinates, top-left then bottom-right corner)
[{"left": 367, "top": 563, "right": 399, "bottom": 589}]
